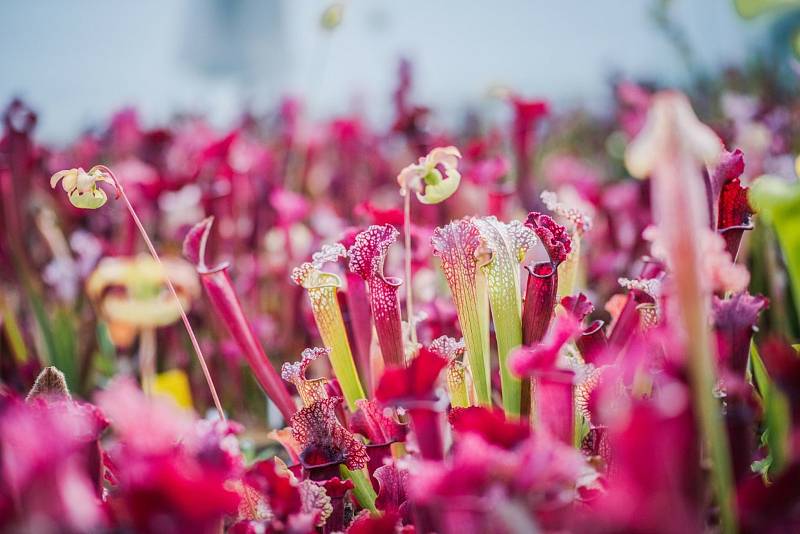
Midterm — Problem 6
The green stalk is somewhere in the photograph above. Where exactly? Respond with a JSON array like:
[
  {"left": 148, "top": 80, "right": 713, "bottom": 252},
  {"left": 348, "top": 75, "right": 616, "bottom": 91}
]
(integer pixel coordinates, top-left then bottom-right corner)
[
  {"left": 340, "top": 465, "right": 378, "bottom": 515},
  {"left": 2, "top": 305, "right": 29, "bottom": 364},
  {"left": 474, "top": 218, "right": 536, "bottom": 417},
  {"left": 485, "top": 279, "right": 523, "bottom": 415},
  {"left": 749, "top": 176, "right": 800, "bottom": 330},
  {"left": 306, "top": 274, "right": 366, "bottom": 410},
  {"left": 682, "top": 292, "right": 736, "bottom": 534},
  {"left": 293, "top": 250, "right": 366, "bottom": 411},
  {"left": 625, "top": 94, "right": 737, "bottom": 533},
  {"left": 432, "top": 220, "right": 492, "bottom": 406}
]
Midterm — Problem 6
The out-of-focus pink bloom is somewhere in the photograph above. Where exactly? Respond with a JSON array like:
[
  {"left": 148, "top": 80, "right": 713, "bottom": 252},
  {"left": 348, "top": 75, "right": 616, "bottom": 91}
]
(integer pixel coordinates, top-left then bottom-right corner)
[
  {"left": 616, "top": 81, "right": 652, "bottom": 139},
  {"left": 106, "top": 108, "right": 143, "bottom": 156},
  {"left": 96, "top": 378, "right": 242, "bottom": 534},
  {"left": 375, "top": 348, "right": 448, "bottom": 460},
  {"left": 96, "top": 377, "right": 194, "bottom": 453},
  {"left": 542, "top": 154, "right": 603, "bottom": 203},
  {"left": 410, "top": 432, "right": 592, "bottom": 532},
  {"left": 0, "top": 395, "right": 108, "bottom": 534},
  {"left": 448, "top": 406, "right": 530, "bottom": 449},
  {"left": 114, "top": 157, "right": 158, "bottom": 188},
  {"left": 375, "top": 348, "right": 447, "bottom": 406},
  {"left": 646, "top": 227, "right": 750, "bottom": 294},
  {"left": 159, "top": 183, "right": 204, "bottom": 235},
  {"left": 347, "top": 510, "right": 403, "bottom": 534},
  {"left": 228, "top": 134, "right": 272, "bottom": 175},
  {"left": 271, "top": 187, "right": 310, "bottom": 227},
  {"left": 464, "top": 155, "right": 509, "bottom": 186},
  {"left": 354, "top": 201, "right": 405, "bottom": 227},
  {"left": 510, "top": 315, "right": 580, "bottom": 376},
  {"left": 582, "top": 389, "right": 704, "bottom": 534},
  {"left": 562, "top": 293, "right": 609, "bottom": 364}
]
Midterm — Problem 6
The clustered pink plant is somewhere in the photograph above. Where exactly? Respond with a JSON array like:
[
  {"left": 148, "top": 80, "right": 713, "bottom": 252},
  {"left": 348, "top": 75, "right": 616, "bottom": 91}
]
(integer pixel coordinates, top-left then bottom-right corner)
[{"left": 3, "top": 59, "right": 800, "bottom": 534}]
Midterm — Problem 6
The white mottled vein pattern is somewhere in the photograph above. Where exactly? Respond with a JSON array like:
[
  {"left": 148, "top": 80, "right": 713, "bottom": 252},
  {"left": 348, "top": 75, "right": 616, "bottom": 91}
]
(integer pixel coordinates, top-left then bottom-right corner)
[
  {"left": 347, "top": 225, "right": 405, "bottom": 367},
  {"left": 431, "top": 218, "right": 491, "bottom": 405},
  {"left": 473, "top": 216, "right": 537, "bottom": 415}
]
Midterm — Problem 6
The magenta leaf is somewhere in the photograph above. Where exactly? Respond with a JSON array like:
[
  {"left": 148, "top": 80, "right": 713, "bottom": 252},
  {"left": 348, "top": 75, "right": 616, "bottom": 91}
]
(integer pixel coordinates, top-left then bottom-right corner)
[
  {"left": 449, "top": 406, "right": 529, "bottom": 449},
  {"left": 522, "top": 261, "right": 559, "bottom": 346},
  {"left": 373, "top": 462, "right": 409, "bottom": 515},
  {"left": 374, "top": 348, "right": 447, "bottom": 406},
  {"left": 183, "top": 217, "right": 297, "bottom": 421},
  {"left": 348, "top": 224, "right": 405, "bottom": 367},
  {"left": 712, "top": 292, "right": 767, "bottom": 377}
]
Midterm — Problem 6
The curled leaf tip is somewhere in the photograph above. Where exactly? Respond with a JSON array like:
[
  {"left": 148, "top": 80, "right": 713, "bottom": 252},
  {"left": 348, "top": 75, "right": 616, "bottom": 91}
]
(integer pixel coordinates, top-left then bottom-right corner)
[
  {"left": 561, "top": 293, "right": 594, "bottom": 322},
  {"left": 282, "top": 347, "right": 331, "bottom": 407},
  {"left": 281, "top": 347, "right": 329, "bottom": 383},
  {"left": 291, "top": 243, "right": 347, "bottom": 288},
  {"left": 182, "top": 216, "right": 216, "bottom": 270},
  {"left": 525, "top": 212, "right": 571, "bottom": 265},
  {"left": 347, "top": 224, "right": 399, "bottom": 282}
]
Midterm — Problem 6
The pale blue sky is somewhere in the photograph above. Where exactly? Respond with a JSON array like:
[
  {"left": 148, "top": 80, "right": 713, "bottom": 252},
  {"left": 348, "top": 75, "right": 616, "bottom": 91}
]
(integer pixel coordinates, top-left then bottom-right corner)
[{"left": 0, "top": 0, "right": 774, "bottom": 142}]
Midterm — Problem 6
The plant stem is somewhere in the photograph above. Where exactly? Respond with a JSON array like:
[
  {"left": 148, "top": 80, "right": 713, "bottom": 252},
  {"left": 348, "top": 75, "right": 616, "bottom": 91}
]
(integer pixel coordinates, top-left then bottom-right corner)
[
  {"left": 404, "top": 192, "right": 417, "bottom": 345},
  {"left": 103, "top": 167, "right": 225, "bottom": 420},
  {"left": 682, "top": 292, "right": 737, "bottom": 534},
  {"left": 340, "top": 465, "right": 378, "bottom": 515},
  {"left": 139, "top": 327, "right": 156, "bottom": 396}
]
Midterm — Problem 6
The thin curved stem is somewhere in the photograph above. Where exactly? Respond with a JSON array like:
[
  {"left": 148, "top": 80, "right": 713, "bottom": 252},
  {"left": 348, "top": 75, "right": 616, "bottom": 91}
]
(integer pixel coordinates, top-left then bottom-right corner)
[
  {"left": 139, "top": 327, "right": 156, "bottom": 396},
  {"left": 100, "top": 166, "right": 226, "bottom": 420},
  {"left": 404, "top": 192, "right": 417, "bottom": 345}
]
